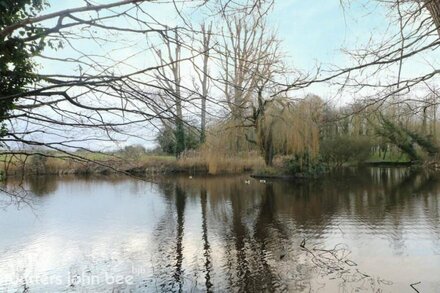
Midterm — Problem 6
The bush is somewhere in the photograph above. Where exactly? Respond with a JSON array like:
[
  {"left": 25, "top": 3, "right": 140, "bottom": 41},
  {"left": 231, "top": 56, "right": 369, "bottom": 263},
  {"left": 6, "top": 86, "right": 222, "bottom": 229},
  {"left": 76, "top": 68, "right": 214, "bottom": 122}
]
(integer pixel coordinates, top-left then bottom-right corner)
[
  {"left": 320, "top": 135, "right": 373, "bottom": 167},
  {"left": 29, "top": 154, "right": 48, "bottom": 174},
  {"left": 118, "top": 145, "right": 146, "bottom": 160},
  {"left": 284, "top": 153, "right": 327, "bottom": 177},
  {"left": 156, "top": 125, "right": 200, "bottom": 155}
]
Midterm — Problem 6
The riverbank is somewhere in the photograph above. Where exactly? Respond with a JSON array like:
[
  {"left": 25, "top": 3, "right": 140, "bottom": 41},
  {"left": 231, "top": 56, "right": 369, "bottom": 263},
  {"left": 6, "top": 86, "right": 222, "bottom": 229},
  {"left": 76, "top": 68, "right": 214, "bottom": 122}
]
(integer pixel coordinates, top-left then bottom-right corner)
[
  {"left": 0, "top": 150, "right": 419, "bottom": 180},
  {"left": 0, "top": 151, "right": 266, "bottom": 178}
]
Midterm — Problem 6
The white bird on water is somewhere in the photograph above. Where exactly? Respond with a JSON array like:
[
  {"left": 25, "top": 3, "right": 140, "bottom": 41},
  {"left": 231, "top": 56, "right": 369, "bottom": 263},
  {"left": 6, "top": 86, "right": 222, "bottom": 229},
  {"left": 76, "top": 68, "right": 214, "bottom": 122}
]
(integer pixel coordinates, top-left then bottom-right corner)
[
  {"left": 244, "top": 180, "right": 251, "bottom": 184},
  {"left": 259, "top": 179, "right": 266, "bottom": 184},
  {"left": 189, "top": 176, "right": 193, "bottom": 179}
]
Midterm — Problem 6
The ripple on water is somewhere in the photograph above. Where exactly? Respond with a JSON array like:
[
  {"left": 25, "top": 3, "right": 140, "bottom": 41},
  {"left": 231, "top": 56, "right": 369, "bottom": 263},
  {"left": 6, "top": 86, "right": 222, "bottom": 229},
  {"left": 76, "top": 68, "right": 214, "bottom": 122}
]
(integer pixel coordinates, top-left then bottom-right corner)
[{"left": 0, "top": 169, "right": 439, "bottom": 292}]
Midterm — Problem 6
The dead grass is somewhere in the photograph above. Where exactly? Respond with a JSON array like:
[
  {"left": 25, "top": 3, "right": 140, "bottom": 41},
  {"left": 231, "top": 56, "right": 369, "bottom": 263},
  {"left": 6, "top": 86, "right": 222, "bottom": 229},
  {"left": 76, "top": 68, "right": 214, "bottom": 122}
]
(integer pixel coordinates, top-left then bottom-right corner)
[
  {"left": 0, "top": 150, "right": 265, "bottom": 177},
  {"left": 178, "top": 149, "right": 265, "bottom": 175}
]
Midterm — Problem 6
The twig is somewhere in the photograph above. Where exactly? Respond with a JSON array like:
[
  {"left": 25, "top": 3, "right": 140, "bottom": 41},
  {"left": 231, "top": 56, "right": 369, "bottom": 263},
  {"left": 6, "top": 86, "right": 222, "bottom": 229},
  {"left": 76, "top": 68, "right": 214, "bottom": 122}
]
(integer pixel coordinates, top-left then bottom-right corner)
[{"left": 410, "top": 281, "right": 421, "bottom": 292}]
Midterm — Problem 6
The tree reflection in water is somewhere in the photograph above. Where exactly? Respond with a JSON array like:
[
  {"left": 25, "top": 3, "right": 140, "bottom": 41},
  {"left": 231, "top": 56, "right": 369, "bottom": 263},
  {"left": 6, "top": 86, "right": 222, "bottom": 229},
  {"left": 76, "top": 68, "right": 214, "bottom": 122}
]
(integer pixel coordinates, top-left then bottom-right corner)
[
  {"left": 148, "top": 167, "right": 440, "bottom": 292},
  {"left": 2, "top": 167, "right": 438, "bottom": 292},
  {"left": 200, "top": 187, "right": 213, "bottom": 292}
]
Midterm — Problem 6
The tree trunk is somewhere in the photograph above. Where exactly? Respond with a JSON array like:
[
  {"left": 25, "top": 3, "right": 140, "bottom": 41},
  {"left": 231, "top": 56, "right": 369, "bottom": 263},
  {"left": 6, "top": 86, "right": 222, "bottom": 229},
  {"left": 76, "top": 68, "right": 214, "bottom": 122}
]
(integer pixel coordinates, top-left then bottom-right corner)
[
  {"left": 423, "top": 106, "right": 428, "bottom": 135},
  {"left": 425, "top": 0, "right": 440, "bottom": 37},
  {"left": 174, "top": 28, "right": 185, "bottom": 156},
  {"left": 200, "top": 23, "right": 211, "bottom": 144},
  {"left": 263, "top": 139, "right": 274, "bottom": 166}
]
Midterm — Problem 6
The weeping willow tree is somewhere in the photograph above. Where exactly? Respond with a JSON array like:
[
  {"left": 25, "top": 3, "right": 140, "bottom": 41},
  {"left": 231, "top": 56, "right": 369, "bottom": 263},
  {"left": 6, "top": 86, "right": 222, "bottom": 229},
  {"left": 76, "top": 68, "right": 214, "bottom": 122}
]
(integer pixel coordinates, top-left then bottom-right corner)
[
  {"left": 204, "top": 120, "right": 256, "bottom": 153},
  {"left": 251, "top": 95, "right": 322, "bottom": 166},
  {"left": 196, "top": 120, "right": 261, "bottom": 175}
]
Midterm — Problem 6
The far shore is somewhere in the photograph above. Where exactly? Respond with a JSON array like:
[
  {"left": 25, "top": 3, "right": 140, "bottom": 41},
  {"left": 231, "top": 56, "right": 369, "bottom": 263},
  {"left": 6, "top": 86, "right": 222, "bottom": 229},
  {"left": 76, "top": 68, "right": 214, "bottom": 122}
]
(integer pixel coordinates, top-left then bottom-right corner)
[{"left": 0, "top": 152, "right": 416, "bottom": 181}]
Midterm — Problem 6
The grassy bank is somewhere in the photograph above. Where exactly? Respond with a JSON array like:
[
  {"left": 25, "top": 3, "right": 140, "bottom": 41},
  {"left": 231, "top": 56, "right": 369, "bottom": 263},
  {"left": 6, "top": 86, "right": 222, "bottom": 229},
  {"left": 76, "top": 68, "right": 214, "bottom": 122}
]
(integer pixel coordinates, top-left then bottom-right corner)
[
  {"left": 0, "top": 151, "right": 265, "bottom": 178},
  {"left": 0, "top": 148, "right": 417, "bottom": 180}
]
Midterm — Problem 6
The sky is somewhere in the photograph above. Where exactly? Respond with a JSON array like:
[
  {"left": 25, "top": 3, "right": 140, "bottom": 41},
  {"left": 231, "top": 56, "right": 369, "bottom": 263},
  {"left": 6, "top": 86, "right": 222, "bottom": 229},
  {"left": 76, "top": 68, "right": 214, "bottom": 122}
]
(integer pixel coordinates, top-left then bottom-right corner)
[
  {"left": 42, "top": 0, "right": 437, "bottom": 86},
  {"left": 43, "top": 0, "right": 389, "bottom": 84},
  {"left": 272, "top": 0, "right": 361, "bottom": 70},
  {"left": 270, "top": 0, "right": 391, "bottom": 99},
  {"left": 18, "top": 0, "right": 440, "bottom": 150}
]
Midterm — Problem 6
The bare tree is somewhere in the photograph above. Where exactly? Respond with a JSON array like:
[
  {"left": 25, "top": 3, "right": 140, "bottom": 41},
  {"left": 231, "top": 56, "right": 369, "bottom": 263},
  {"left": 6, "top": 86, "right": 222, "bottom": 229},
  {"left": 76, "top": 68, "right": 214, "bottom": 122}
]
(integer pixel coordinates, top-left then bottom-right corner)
[
  {"left": 153, "top": 28, "right": 187, "bottom": 156},
  {"left": 197, "top": 23, "right": 213, "bottom": 143},
  {"left": 215, "top": 2, "right": 283, "bottom": 154},
  {"left": 279, "top": 0, "right": 439, "bottom": 106}
]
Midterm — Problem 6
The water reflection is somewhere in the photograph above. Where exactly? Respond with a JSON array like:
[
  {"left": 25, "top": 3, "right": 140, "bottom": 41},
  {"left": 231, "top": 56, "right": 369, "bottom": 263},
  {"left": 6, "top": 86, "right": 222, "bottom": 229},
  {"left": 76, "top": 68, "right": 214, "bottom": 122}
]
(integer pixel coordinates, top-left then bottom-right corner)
[
  {"left": 0, "top": 168, "right": 439, "bottom": 292},
  {"left": 200, "top": 188, "right": 213, "bottom": 292},
  {"left": 27, "top": 176, "right": 59, "bottom": 196}
]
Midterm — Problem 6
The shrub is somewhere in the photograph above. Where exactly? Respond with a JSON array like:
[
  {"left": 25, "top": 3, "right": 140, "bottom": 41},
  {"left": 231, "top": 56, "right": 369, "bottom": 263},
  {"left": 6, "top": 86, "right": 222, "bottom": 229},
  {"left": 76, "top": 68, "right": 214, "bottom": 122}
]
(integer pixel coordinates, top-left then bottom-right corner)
[
  {"left": 119, "top": 145, "right": 146, "bottom": 160},
  {"left": 283, "top": 152, "right": 327, "bottom": 177},
  {"left": 320, "top": 135, "right": 373, "bottom": 167},
  {"left": 156, "top": 126, "right": 200, "bottom": 155},
  {"left": 28, "top": 154, "right": 48, "bottom": 174}
]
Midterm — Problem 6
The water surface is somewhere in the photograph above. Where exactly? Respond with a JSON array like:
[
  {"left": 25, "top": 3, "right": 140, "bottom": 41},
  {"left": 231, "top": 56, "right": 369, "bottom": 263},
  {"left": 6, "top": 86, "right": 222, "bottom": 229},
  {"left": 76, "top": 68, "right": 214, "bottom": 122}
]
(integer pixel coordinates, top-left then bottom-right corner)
[{"left": 0, "top": 167, "right": 439, "bottom": 292}]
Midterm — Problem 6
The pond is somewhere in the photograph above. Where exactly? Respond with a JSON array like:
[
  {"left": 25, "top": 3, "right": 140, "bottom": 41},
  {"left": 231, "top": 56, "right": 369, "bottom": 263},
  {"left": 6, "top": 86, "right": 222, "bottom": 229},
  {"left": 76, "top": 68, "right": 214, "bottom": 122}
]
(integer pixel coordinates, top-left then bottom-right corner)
[{"left": 0, "top": 167, "right": 439, "bottom": 292}]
